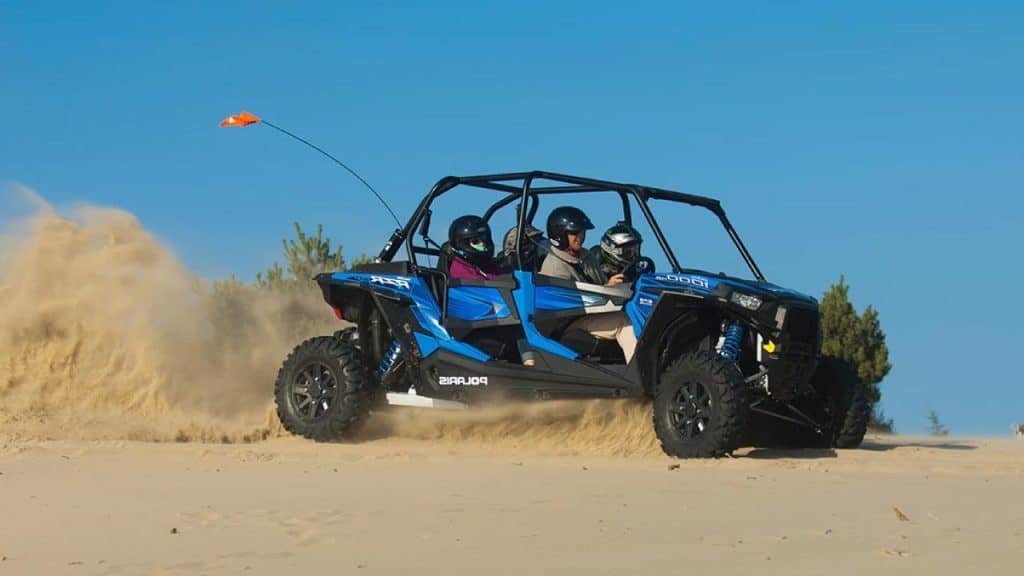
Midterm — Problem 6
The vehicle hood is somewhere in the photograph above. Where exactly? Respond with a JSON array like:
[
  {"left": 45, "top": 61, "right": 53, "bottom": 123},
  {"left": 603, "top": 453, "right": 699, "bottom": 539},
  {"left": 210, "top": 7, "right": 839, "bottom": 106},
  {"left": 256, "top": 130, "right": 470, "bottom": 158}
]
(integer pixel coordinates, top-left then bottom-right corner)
[{"left": 644, "top": 270, "right": 818, "bottom": 306}]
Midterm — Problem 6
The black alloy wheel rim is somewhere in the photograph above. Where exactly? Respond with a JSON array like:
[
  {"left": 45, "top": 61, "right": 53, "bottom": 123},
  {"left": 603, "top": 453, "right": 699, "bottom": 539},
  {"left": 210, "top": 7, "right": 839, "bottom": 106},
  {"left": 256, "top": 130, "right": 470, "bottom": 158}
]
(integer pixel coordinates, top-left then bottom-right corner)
[
  {"left": 670, "top": 380, "right": 713, "bottom": 439},
  {"left": 291, "top": 362, "right": 337, "bottom": 420}
]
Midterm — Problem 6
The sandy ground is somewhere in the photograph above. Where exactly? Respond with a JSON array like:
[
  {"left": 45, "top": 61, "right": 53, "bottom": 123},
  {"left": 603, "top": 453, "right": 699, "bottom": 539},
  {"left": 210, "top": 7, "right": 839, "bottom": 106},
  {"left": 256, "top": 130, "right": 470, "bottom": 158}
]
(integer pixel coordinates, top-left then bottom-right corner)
[{"left": 1, "top": 434, "right": 1021, "bottom": 576}]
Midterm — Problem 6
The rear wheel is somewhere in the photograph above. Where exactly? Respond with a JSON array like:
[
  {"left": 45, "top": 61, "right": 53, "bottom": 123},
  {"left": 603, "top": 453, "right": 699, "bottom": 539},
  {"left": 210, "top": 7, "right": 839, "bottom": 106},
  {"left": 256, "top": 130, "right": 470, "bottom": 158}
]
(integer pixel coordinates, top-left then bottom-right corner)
[
  {"left": 274, "top": 335, "right": 373, "bottom": 441},
  {"left": 654, "top": 352, "right": 748, "bottom": 458}
]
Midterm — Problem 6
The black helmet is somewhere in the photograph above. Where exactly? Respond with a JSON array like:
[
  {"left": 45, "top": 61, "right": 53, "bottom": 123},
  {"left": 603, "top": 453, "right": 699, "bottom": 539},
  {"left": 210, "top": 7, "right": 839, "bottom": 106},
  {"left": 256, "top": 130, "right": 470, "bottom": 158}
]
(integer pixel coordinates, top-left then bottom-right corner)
[
  {"left": 448, "top": 215, "right": 494, "bottom": 262},
  {"left": 600, "top": 222, "right": 642, "bottom": 270},
  {"left": 546, "top": 206, "right": 594, "bottom": 250}
]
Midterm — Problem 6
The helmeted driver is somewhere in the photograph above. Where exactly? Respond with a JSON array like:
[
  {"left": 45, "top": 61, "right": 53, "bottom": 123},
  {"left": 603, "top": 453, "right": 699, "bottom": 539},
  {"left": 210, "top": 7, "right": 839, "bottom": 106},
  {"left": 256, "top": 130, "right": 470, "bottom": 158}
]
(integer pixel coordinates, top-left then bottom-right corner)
[{"left": 583, "top": 222, "right": 643, "bottom": 285}]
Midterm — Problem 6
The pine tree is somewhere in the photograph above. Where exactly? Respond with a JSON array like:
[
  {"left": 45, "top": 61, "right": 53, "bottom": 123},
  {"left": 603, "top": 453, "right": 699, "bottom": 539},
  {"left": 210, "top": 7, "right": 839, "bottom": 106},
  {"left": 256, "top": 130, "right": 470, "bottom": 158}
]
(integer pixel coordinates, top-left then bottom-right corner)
[
  {"left": 927, "top": 410, "right": 949, "bottom": 436},
  {"left": 255, "top": 223, "right": 372, "bottom": 289},
  {"left": 348, "top": 253, "right": 374, "bottom": 270},
  {"left": 281, "top": 222, "right": 345, "bottom": 280},
  {"left": 256, "top": 262, "right": 285, "bottom": 289},
  {"left": 820, "top": 275, "right": 893, "bottom": 431}
]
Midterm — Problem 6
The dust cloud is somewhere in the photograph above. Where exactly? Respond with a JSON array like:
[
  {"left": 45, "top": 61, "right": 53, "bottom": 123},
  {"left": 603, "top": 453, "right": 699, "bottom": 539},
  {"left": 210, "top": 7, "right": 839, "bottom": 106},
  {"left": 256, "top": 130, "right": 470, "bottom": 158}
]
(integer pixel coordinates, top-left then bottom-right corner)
[
  {"left": 0, "top": 190, "right": 315, "bottom": 442},
  {"left": 363, "top": 400, "right": 660, "bottom": 456}
]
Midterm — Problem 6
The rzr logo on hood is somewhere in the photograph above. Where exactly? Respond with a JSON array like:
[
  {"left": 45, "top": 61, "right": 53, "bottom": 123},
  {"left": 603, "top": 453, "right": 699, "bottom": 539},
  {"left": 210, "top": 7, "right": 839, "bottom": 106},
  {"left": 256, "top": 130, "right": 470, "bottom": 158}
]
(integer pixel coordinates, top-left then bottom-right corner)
[{"left": 371, "top": 276, "right": 411, "bottom": 290}]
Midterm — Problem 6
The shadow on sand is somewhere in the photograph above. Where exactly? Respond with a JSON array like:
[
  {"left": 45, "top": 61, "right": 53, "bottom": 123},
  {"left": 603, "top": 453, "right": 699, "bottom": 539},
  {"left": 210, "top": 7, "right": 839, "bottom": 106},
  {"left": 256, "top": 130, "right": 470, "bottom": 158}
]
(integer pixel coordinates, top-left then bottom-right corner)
[
  {"left": 742, "top": 447, "right": 838, "bottom": 459},
  {"left": 858, "top": 438, "right": 977, "bottom": 452},
  {"left": 741, "top": 438, "right": 978, "bottom": 459}
]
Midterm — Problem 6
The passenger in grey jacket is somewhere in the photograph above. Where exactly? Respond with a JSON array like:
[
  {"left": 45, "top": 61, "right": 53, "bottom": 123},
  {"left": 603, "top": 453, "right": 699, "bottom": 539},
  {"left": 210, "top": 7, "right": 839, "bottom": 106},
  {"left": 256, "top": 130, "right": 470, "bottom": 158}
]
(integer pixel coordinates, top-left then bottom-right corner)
[
  {"left": 538, "top": 207, "right": 636, "bottom": 362},
  {"left": 539, "top": 243, "right": 588, "bottom": 282}
]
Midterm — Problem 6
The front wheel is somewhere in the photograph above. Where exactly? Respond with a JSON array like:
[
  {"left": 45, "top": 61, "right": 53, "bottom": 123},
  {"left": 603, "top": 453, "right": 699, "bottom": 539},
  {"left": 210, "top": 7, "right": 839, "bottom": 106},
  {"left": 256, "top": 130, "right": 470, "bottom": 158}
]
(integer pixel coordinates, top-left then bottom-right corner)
[
  {"left": 653, "top": 352, "right": 748, "bottom": 458},
  {"left": 274, "top": 336, "right": 374, "bottom": 441}
]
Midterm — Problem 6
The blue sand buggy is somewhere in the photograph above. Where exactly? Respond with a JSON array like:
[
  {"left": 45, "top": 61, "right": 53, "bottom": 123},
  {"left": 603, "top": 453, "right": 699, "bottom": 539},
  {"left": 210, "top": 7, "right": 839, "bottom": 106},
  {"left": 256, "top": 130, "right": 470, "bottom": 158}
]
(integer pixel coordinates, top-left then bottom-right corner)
[{"left": 274, "top": 172, "right": 868, "bottom": 458}]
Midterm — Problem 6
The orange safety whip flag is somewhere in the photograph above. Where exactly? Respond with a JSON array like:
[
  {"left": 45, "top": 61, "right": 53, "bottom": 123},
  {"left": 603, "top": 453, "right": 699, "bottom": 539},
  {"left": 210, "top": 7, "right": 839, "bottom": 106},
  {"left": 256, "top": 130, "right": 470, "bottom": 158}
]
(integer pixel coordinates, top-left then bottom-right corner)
[
  {"left": 219, "top": 111, "right": 262, "bottom": 127},
  {"left": 216, "top": 109, "right": 402, "bottom": 227}
]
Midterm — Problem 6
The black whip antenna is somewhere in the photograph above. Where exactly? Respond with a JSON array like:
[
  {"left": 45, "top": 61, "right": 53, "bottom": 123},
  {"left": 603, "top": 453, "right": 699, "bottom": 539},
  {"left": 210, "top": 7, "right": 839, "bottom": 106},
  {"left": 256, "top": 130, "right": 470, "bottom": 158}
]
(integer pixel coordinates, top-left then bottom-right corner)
[{"left": 220, "top": 111, "right": 402, "bottom": 228}]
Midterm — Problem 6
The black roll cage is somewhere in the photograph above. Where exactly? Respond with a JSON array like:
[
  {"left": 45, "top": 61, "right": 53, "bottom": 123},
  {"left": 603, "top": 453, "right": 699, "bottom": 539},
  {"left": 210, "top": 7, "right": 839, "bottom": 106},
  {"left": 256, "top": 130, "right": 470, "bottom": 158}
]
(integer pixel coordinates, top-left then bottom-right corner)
[{"left": 378, "top": 170, "right": 765, "bottom": 282}]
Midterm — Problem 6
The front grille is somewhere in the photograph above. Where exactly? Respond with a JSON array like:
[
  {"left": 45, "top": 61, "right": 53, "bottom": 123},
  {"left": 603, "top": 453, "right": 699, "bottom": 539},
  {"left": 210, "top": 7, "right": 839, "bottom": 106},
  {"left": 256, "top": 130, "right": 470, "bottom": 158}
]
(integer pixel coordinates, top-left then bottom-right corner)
[{"left": 785, "top": 307, "right": 820, "bottom": 347}]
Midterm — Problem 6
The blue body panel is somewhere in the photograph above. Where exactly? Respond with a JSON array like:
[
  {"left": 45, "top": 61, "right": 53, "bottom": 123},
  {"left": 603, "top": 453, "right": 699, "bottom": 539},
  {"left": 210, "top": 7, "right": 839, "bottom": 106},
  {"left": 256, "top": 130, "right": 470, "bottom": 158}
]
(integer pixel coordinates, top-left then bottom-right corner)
[
  {"left": 624, "top": 271, "right": 817, "bottom": 335},
  {"left": 625, "top": 272, "right": 716, "bottom": 333},
  {"left": 327, "top": 272, "right": 490, "bottom": 362},
  {"left": 535, "top": 285, "right": 606, "bottom": 311},
  {"left": 447, "top": 286, "right": 511, "bottom": 321},
  {"left": 511, "top": 271, "right": 580, "bottom": 359}
]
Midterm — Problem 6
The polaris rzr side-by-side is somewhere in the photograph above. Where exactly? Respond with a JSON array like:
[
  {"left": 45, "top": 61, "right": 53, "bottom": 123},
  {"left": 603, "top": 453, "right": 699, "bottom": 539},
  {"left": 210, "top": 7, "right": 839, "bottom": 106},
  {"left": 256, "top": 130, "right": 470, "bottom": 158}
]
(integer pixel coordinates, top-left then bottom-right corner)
[{"left": 273, "top": 171, "right": 869, "bottom": 458}]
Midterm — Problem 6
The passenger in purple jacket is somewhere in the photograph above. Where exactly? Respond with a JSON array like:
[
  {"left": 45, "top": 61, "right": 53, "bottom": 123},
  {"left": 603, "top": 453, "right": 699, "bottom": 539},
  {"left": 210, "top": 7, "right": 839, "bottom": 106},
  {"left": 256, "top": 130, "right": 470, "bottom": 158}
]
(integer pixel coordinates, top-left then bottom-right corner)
[
  {"left": 448, "top": 255, "right": 504, "bottom": 279},
  {"left": 446, "top": 215, "right": 505, "bottom": 280},
  {"left": 445, "top": 215, "right": 536, "bottom": 366}
]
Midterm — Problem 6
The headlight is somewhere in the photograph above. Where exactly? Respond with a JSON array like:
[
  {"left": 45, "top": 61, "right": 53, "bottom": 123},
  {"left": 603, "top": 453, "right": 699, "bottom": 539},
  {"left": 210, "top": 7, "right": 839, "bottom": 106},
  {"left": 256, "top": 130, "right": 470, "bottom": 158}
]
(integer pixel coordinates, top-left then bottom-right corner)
[{"left": 730, "top": 292, "right": 762, "bottom": 311}]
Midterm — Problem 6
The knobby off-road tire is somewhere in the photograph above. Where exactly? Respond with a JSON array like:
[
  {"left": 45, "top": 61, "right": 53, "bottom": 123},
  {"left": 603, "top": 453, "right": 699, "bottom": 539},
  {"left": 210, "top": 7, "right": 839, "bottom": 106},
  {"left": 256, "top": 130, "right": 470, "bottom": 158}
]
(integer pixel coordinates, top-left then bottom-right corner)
[
  {"left": 333, "top": 327, "right": 358, "bottom": 347},
  {"left": 815, "top": 356, "right": 870, "bottom": 448},
  {"left": 654, "top": 352, "right": 748, "bottom": 458},
  {"left": 274, "top": 335, "right": 373, "bottom": 441}
]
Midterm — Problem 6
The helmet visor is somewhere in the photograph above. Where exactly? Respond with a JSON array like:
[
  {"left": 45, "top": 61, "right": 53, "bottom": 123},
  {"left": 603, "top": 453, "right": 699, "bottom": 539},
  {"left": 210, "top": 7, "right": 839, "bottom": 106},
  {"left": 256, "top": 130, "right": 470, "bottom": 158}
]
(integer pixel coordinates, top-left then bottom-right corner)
[
  {"left": 468, "top": 236, "right": 492, "bottom": 253},
  {"left": 621, "top": 243, "right": 640, "bottom": 262}
]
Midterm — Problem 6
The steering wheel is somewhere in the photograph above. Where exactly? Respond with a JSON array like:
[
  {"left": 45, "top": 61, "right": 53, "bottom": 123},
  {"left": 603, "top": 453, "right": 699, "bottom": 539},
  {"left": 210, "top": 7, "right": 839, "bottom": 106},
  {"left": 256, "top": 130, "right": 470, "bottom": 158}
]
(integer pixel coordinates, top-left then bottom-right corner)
[{"left": 622, "top": 256, "right": 656, "bottom": 282}]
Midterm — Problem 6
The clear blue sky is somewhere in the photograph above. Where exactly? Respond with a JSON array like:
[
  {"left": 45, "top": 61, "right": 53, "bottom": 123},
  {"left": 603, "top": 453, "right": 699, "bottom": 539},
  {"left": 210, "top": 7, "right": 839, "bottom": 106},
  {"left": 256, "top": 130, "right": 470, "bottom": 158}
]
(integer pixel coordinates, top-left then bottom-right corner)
[{"left": 2, "top": 1, "right": 1022, "bottom": 434}]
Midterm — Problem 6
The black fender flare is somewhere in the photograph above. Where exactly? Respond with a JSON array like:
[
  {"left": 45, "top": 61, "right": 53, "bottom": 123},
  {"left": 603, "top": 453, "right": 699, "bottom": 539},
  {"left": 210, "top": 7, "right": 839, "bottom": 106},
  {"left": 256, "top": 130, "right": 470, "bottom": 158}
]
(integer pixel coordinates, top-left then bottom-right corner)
[{"left": 634, "top": 292, "right": 725, "bottom": 395}]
